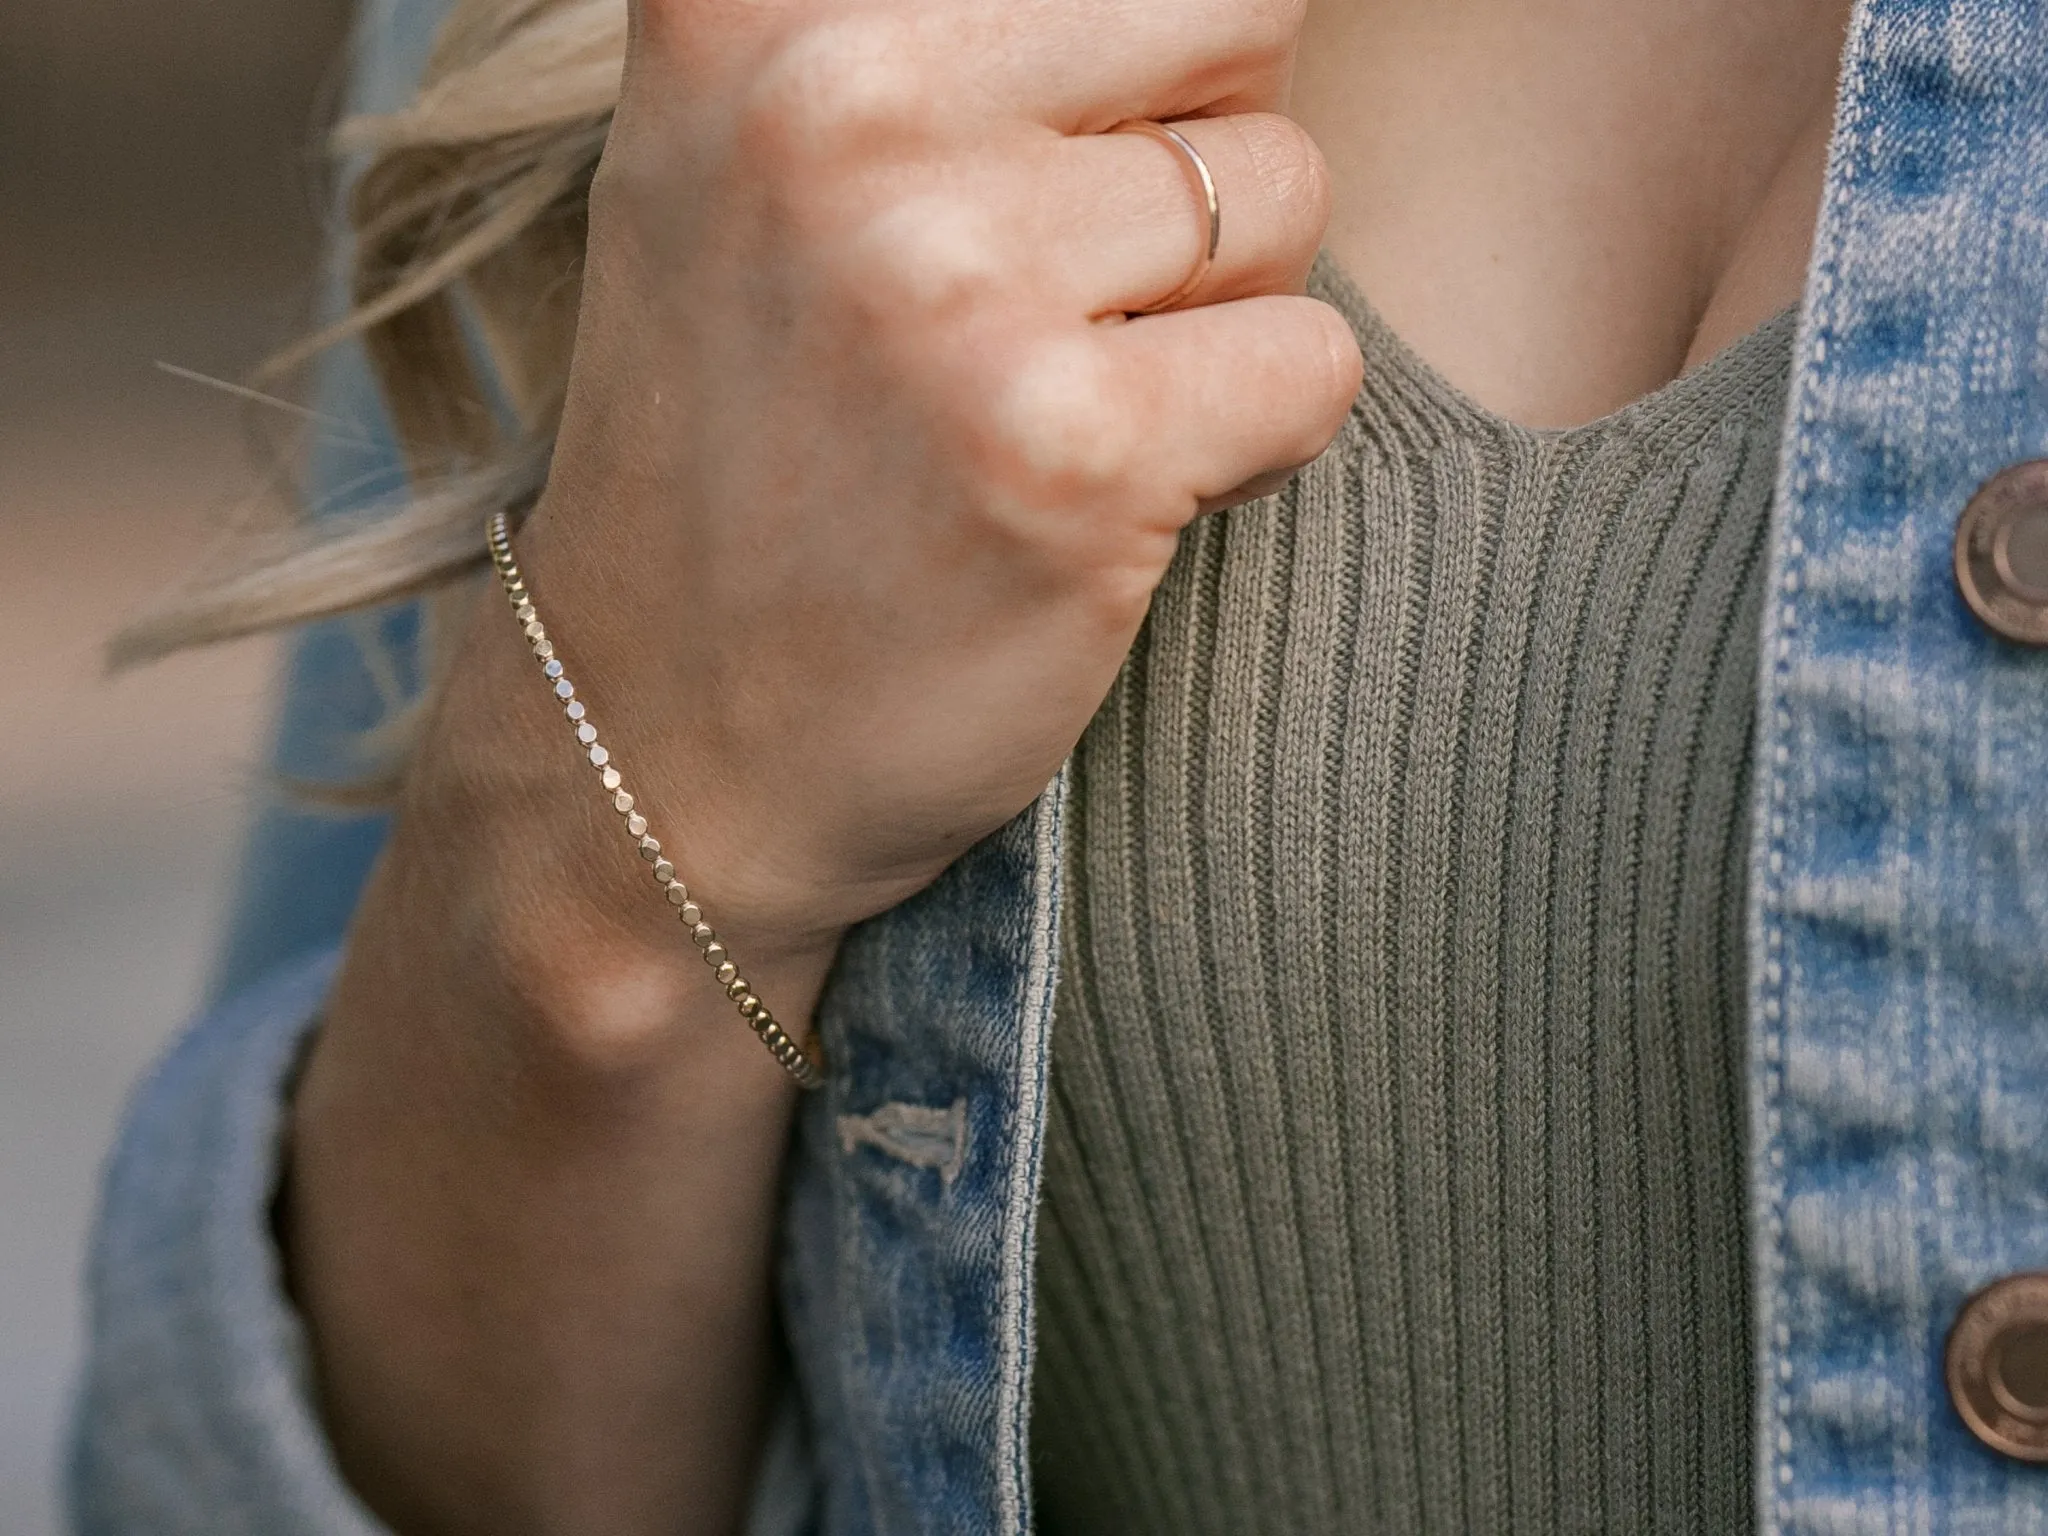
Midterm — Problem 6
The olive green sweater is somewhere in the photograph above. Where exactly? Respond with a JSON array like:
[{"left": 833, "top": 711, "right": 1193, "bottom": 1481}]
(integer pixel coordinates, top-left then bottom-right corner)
[{"left": 1034, "top": 261, "right": 1796, "bottom": 1535}]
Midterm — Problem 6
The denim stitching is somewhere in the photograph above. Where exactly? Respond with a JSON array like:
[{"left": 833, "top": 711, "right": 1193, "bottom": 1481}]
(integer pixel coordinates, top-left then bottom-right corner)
[
  {"left": 996, "top": 767, "right": 1066, "bottom": 1536},
  {"left": 1753, "top": 4, "right": 1875, "bottom": 1529}
]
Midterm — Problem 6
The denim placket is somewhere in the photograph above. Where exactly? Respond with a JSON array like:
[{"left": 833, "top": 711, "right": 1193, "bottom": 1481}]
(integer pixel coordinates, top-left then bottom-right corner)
[
  {"left": 1752, "top": 0, "right": 2048, "bottom": 1527},
  {"left": 782, "top": 775, "right": 1066, "bottom": 1536}
]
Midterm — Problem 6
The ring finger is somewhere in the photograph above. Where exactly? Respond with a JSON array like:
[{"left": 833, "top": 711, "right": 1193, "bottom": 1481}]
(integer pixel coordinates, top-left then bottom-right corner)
[{"left": 1036, "top": 111, "right": 1333, "bottom": 317}]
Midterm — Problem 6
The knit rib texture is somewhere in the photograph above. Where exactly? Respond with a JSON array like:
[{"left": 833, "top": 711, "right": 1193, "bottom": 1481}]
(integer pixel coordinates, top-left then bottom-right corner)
[{"left": 1032, "top": 261, "right": 1796, "bottom": 1536}]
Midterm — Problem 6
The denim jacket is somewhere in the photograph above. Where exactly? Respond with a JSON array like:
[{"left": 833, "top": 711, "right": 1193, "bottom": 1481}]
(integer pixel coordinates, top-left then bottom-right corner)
[{"left": 69, "top": 0, "right": 2048, "bottom": 1530}]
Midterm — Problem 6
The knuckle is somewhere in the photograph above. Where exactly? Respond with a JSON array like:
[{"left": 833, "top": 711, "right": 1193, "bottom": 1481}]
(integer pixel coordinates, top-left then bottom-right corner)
[
  {"left": 842, "top": 192, "right": 1007, "bottom": 323},
  {"left": 962, "top": 337, "right": 1136, "bottom": 508},
  {"left": 737, "top": 16, "right": 937, "bottom": 171}
]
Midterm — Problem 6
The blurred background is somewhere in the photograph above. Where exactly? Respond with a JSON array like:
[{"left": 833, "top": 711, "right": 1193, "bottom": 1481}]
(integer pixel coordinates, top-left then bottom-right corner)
[{"left": 1, "top": 1, "right": 354, "bottom": 1527}]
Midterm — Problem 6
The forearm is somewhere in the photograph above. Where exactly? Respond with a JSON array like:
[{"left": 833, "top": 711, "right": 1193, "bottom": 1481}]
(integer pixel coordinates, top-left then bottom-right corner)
[{"left": 285, "top": 586, "right": 839, "bottom": 1536}]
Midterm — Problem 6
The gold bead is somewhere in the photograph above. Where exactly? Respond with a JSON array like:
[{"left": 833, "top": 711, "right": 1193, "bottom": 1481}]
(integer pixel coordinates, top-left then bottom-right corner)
[
  {"left": 702, "top": 942, "right": 728, "bottom": 968},
  {"left": 736, "top": 994, "right": 760, "bottom": 1018},
  {"left": 678, "top": 902, "right": 702, "bottom": 927},
  {"left": 601, "top": 767, "right": 623, "bottom": 792},
  {"left": 637, "top": 836, "right": 661, "bottom": 861},
  {"left": 691, "top": 923, "right": 715, "bottom": 948},
  {"left": 665, "top": 882, "right": 690, "bottom": 906},
  {"left": 626, "top": 813, "right": 648, "bottom": 837},
  {"left": 613, "top": 790, "right": 634, "bottom": 814},
  {"left": 717, "top": 964, "right": 739, "bottom": 987},
  {"left": 652, "top": 859, "right": 676, "bottom": 883}
]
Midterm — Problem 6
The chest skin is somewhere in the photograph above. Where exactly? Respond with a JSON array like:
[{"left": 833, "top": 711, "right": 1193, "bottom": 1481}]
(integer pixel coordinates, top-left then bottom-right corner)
[{"left": 1291, "top": 0, "right": 1854, "bottom": 430}]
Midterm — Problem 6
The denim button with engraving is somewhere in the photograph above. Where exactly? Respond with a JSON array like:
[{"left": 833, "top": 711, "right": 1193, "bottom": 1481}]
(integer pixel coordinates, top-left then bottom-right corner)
[
  {"left": 1947, "top": 1273, "right": 2048, "bottom": 1463},
  {"left": 1955, "top": 461, "right": 2048, "bottom": 646}
]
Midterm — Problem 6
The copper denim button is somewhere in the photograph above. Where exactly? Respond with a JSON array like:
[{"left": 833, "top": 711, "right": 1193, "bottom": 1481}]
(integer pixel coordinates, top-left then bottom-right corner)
[
  {"left": 1947, "top": 1273, "right": 2048, "bottom": 1462},
  {"left": 1955, "top": 460, "right": 2048, "bottom": 646}
]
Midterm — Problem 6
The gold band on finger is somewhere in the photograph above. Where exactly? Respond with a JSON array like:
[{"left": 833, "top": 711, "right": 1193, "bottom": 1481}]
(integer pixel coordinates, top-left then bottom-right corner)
[{"left": 1110, "top": 119, "right": 1222, "bottom": 315}]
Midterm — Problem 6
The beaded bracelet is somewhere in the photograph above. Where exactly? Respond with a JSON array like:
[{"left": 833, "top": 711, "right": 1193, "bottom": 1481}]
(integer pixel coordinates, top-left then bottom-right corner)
[{"left": 486, "top": 511, "right": 826, "bottom": 1089}]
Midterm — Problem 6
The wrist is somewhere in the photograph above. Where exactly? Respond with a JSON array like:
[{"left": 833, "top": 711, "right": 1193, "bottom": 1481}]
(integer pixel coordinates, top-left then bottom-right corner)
[{"left": 371, "top": 578, "right": 847, "bottom": 1083}]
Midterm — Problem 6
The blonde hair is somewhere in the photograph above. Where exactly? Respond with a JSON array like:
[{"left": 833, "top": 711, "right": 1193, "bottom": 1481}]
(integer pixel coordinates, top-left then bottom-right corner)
[{"left": 114, "top": 0, "right": 627, "bottom": 790}]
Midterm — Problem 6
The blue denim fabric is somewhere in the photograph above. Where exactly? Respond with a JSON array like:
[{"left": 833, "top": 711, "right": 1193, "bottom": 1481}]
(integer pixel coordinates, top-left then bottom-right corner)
[
  {"left": 70, "top": 954, "right": 384, "bottom": 1536},
  {"left": 784, "top": 783, "right": 1064, "bottom": 1535},
  {"left": 70, "top": 0, "right": 2048, "bottom": 1531},
  {"left": 206, "top": 0, "right": 428, "bottom": 1004},
  {"left": 1753, "top": 4, "right": 2048, "bottom": 1529}
]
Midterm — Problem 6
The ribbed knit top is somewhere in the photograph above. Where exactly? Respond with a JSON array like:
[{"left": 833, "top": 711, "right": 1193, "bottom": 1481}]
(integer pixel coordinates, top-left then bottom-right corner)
[{"left": 1032, "top": 259, "right": 1796, "bottom": 1536}]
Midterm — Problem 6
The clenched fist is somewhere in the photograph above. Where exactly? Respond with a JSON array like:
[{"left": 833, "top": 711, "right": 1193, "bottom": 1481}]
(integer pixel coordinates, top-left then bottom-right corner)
[{"left": 511, "top": 0, "right": 1360, "bottom": 968}]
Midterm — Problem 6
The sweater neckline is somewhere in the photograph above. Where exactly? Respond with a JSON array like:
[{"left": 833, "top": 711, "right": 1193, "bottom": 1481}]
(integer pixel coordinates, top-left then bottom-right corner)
[{"left": 1310, "top": 252, "right": 1800, "bottom": 447}]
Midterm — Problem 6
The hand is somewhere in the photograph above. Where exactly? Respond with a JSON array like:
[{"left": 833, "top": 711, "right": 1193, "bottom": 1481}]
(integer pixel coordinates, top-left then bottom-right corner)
[
  {"left": 295, "top": 3, "right": 1355, "bottom": 1531},
  {"left": 503, "top": 0, "right": 1360, "bottom": 975}
]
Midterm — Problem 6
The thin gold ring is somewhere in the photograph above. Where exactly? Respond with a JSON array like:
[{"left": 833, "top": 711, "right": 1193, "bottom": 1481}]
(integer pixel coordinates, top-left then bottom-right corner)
[{"left": 1110, "top": 119, "right": 1222, "bottom": 314}]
